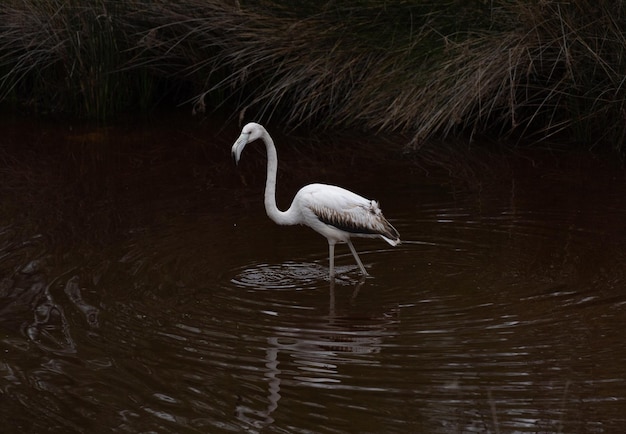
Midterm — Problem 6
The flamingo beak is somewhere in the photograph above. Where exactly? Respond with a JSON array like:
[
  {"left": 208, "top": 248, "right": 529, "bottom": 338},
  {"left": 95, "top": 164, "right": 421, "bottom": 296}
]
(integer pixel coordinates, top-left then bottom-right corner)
[{"left": 231, "top": 133, "right": 249, "bottom": 165}]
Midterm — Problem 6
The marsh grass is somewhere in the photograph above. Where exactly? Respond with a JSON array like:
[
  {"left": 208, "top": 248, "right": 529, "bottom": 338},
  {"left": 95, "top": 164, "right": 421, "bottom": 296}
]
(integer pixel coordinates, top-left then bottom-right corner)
[
  {"left": 0, "top": 0, "right": 158, "bottom": 119},
  {"left": 1, "top": 0, "right": 626, "bottom": 149}
]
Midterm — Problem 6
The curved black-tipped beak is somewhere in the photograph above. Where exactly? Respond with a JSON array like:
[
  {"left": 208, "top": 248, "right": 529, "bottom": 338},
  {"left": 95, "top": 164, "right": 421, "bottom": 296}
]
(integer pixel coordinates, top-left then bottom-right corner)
[{"left": 231, "top": 132, "right": 251, "bottom": 165}]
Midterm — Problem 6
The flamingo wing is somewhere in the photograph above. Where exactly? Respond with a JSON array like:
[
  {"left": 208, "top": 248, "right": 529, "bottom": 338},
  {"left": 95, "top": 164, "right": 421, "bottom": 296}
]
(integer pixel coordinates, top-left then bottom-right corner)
[{"left": 297, "top": 184, "right": 400, "bottom": 244}]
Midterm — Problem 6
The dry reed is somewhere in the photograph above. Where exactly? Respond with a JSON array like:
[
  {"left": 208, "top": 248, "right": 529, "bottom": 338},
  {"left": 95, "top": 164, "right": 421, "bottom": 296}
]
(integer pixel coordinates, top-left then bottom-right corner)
[{"left": 1, "top": 0, "right": 625, "bottom": 149}]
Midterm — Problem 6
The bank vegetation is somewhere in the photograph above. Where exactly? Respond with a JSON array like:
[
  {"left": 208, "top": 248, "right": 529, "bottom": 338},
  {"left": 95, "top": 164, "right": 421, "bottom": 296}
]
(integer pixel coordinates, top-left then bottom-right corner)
[{"left": 1, "top": 0, "right": 625, "bottom": 149}]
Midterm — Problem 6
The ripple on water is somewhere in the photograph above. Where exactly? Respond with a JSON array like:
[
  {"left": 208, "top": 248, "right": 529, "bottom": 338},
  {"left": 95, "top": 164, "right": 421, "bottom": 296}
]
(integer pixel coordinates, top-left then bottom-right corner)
[
  {"left": 229, "top": 260, "right": 373, "bottom": 291},
  {"left": 230, "top": 261, "right": 327, "bottom": 291}
]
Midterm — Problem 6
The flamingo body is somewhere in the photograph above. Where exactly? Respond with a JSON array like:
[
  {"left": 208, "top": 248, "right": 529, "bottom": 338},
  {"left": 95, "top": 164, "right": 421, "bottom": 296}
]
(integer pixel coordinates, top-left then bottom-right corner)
[{"left": 232, "top": 122, "right": 400, "bottom": 277}]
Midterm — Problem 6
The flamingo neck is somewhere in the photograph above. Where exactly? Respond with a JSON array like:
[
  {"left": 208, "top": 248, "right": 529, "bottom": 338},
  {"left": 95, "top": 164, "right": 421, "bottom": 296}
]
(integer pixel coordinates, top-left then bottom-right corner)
[{"left": 262, "top": 132, "right": 297, "bottom": 226}]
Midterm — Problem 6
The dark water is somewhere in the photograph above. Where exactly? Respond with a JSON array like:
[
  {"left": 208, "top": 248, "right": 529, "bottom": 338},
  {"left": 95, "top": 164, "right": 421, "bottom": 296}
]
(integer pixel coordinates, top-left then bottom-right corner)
[{"left": 1, "top": 116, "right": 626, "bottom": 433}]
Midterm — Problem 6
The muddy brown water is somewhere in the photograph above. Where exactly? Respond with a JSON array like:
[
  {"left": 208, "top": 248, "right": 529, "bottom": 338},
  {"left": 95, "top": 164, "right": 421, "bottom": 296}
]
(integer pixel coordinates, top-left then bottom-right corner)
[{"left": 1, "top": 115, "right": 626, "bottom": 433}]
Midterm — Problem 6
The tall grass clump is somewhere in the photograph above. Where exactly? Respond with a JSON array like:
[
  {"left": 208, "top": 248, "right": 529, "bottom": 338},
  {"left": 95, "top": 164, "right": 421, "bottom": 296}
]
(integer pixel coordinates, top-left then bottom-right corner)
[
  {"left": 0, "top": 0, "right": 159, "bottom": 119},
  {"left": 125, "top": 0, "right": 626, "bottom": 148},
  {"left": 127, "top": 1, "right": 492, "bottom": 129},
  {"left": 1, "top": 0, "right": 626, "bottom": 149}
]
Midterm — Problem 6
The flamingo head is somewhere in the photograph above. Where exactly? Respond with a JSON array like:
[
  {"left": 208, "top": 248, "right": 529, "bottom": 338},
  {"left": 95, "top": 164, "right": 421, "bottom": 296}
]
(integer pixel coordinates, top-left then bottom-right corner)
[{"left": 232, "top": 122, "right": 265, "bottom": 164}]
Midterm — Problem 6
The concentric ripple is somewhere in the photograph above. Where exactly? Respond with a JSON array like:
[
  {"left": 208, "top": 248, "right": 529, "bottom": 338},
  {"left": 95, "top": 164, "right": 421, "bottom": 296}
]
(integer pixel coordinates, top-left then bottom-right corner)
[{"left": 229, "top": 261, "right": 327, "bottom": 290}]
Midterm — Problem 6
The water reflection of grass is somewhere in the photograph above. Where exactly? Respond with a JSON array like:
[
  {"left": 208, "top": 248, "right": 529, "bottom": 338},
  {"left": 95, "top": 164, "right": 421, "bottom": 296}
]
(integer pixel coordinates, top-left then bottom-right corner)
[{"left": 1, "top": 1, "right": 626, "bottom": 149}]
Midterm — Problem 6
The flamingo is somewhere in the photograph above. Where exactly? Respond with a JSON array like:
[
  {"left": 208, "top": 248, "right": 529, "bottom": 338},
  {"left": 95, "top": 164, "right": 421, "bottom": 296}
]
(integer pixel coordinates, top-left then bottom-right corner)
[{"left": 232, "top": 122, "right": 400, "bottom": 278}]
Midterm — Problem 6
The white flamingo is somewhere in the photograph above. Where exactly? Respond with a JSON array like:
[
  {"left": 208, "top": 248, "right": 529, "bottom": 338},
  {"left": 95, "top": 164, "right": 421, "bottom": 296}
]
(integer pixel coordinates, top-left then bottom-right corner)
[{"left": 232, "top": 122, "right": 400, "bottom": 278}]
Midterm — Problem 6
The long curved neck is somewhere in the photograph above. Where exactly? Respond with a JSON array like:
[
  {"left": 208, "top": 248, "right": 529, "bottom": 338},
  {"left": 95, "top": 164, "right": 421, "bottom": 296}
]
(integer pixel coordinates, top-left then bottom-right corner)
[{"left": 261, "top": 131, "right": 297, "bottom": 226}]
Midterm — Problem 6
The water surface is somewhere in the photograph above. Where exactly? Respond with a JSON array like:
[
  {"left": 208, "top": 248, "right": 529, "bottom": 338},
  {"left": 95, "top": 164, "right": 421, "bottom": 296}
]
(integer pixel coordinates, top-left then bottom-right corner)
[{"left": 1, "top": 116, "right": 626, "bottom": 433}]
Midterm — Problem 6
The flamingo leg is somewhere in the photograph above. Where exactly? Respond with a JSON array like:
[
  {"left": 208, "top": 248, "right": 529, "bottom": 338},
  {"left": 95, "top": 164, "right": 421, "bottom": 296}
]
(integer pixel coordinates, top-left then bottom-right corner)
[
  {"left": 328, "top": 242, "right": 336, "bottom": 278},
  {"left": 347, "top": 240, "right": 369, "bottom": 276}
]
